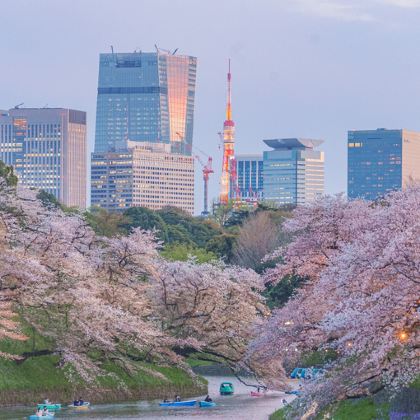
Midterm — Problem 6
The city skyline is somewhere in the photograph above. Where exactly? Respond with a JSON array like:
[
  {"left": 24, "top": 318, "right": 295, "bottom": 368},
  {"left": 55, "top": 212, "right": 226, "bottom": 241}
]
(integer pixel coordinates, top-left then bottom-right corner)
[{"left": 3, "top": 0, "right": 420, "bottom": 211}]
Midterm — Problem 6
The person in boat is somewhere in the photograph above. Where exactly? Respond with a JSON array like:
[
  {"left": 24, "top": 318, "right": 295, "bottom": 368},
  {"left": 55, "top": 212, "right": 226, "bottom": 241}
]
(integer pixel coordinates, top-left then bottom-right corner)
[
  {"left": 174, "top": 395, "right": 181, "bottom": 402},
  {"left": 42, "top": 406, "right": 50, "bottom": 416},
  {"left": 43, "top": 398, "right": 50, "bottom": 405},
  {"left": 78, "top": 397, "right": 84, "bottom": 406},
  {"left": 35, "top": 408, "right": 43, "bottom": 417},
  {"left": 204, "top": 395, "right": 212, "bottom": 402},
  {"left": 163, "top": 397, "right": 170, "bottom": 403},
  {"left": 73, "top": 399, "right": 80, "bottom": 406}
]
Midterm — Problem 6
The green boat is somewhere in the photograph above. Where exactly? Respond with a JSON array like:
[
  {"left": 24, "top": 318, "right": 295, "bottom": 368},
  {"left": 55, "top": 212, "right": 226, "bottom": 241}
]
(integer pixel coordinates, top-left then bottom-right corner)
[
  {"left": 219, "top": 381, "right": 234, "bottom": 395},
  {"left": 36, "top": 404, "right": 61, "bottom": 411}
]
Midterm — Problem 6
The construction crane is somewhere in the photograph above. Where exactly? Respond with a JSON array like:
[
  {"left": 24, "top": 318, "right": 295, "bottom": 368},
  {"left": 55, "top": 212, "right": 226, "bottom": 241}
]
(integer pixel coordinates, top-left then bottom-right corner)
[{"left": 195, "top": 155, "right": 214, "bottom": 216}]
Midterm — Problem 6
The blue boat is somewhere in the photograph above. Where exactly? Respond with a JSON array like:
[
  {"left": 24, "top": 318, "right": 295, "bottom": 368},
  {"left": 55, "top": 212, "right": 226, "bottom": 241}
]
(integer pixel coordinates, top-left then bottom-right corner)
[
  {"left": 199, "top": 401, "right": 216, "bottom": 407},
  {"left": 159, "top": 400, "right": 197, "bottom": 407},
  {"left": 29, "top": 416, "right": 54, "bottom": 420}
]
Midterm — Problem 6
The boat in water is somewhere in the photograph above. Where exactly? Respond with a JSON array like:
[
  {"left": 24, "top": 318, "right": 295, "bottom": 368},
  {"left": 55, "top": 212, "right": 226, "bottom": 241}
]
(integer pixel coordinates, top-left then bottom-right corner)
[
  {"left": 159, "top": 400, "right": 197, "bottom": 407},
  {"left": 250, "top": 391, "right": 264, "bottom": 397},
  {"left": 219, "top": 381, "right": 234, "bottom": 395},
  {"left": 36, "top": 404, "right": 61, "bottom": 411},
  {"left": 29, "top": 415, "right": 54, "bottom": 420},
  {"left": 68, "top": 402, "right": 90, "bottom": 410},
  {"left": 199, "top": 401, "right": 216, "bottom": 407}
]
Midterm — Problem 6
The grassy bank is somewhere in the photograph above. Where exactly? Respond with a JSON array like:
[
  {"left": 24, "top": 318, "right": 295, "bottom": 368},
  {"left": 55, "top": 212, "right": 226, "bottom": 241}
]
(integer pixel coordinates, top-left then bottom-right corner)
[
  {"left": 270, "top": 398, "right": 389, "bottom": 420},
  {"left": 0, "top": 331, "right": 206, "bottom": 406}
]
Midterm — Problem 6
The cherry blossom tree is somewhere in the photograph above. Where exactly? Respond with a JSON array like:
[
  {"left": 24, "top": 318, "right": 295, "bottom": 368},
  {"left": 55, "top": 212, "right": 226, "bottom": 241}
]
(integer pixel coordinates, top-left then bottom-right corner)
[
  {"left": 247, "top": 186, "right": 420, "bottom": 416},
  {"left": 152, "top": 259, "right": 267, "bottom": 369},
  {"left": 0, "top": 168, "right": 267, "bottom": 382}
]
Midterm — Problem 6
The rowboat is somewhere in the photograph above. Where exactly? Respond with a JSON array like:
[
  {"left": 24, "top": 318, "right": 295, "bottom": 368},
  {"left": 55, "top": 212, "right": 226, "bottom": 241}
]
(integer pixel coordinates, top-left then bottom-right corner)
[
  {"left": 36, "top": 404, "right": 61, "bottom": 411},
  {"left": 199, "top": 401, "right": 216, "bottom": 407},
  {"left": 219, "top": 382, "right": 234, "bottom": 395},
  {"left": 250, "top": 391, "right": 264, "bottom": 397},
  {"left": 68, "top": 402, "right": 90, "bottom": 409},
  {"left": 29, "top": 415, "right": 54, "bottom": 420},
  {"left": 159, "top": 400, "right": 197, "bottom": 407}
]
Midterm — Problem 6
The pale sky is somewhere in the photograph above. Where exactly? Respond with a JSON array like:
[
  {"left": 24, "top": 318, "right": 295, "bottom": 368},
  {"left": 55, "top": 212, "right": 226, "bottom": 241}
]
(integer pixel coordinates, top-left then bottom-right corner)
[{"left": 2, "top": 0, "right": 420, "bottom": 212}]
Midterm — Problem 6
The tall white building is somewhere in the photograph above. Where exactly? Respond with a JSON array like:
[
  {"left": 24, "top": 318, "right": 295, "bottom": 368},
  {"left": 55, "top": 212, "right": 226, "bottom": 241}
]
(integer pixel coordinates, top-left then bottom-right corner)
[{"left": 131, "top": 142, "right": 194, "bottom": 214}]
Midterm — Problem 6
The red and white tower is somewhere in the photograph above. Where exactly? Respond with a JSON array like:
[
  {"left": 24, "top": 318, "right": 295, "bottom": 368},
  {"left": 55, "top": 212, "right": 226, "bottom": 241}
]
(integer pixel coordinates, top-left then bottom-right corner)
[{"left": 219, "top": 60, "right": 236, "bottom": 205}]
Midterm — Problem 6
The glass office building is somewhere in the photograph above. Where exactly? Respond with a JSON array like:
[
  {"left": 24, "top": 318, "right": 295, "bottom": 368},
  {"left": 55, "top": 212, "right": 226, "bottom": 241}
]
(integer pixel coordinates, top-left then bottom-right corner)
[
  {"left": 348, "top": 128, "right": 420, "bottom": 200},
  {"left": 235, "top": 154, "right": 264, "bottom": 200},
  {"left": 263, "top": 138, "right": 324, "bottom": 206},
  {"left": 0, "top": 108, "right": 87, "bottom": 208},
  {"left": 91, "top": 151, "right": 133, "bottom": 211},
  {"left": 94, "top": 50, "right": 197, "bottom": 155}
]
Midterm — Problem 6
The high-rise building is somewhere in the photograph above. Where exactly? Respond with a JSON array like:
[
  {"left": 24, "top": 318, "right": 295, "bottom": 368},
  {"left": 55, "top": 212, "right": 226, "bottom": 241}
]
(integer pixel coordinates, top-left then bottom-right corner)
[
  {"left": 131, "top": 142, "right": 194, "bottom": 214},
  {"left": 91, "top": 142, "right": 194, "bottom": 214},
  {"left": 91, "top": 151, "right": 133, "bottom": 211},
  {"left": 235, "top": 154, "right": 264, "bottom": 200},
  {"left": 263, "top": 138, "right": 324, "bottom": 206},
  {"left": 94, "top": 49, "right": 197, "bottom": 155},
  {"left": 348, "top": 128, "right": 420, "bottom": 200},
  {"left": 0, "top": 108, "right": 87, "bottom": 208}
]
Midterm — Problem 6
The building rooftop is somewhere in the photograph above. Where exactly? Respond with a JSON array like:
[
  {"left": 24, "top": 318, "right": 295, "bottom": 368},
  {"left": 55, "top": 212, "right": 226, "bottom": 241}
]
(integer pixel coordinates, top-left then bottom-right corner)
[{"left": 263, "top": 138, "right": 323, "bottom": 150}]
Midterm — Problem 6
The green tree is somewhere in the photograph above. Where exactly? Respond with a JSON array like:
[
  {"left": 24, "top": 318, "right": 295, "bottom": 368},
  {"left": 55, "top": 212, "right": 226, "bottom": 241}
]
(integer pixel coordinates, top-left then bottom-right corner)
[
  {"left": 85, "top": 208, "right": 128, "bottom": 237},
  {"left": 263, "top": 275, "right": 306, "bottom": 309},
  {"left": 0, "top": 161, "right": 18, "bottom": 187},
  {"left": 121, "top": 207, "right": 168, "bottom": 241},
  {"left": 161, "top": 243, "right": 217, "bottom": 263}
]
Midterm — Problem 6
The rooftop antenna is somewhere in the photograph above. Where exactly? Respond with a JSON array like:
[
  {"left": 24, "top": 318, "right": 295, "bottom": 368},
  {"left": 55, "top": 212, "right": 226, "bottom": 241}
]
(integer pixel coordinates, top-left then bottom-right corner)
[
  {"left": 14, "top": 103, "right": 24, "bottom": 109},
  {"left": 154, "top": 44, "right": 159, "bottom": 53},
  {"left": 110, "top": 45, "right": 114, "bottom": 54},
  {"left": 172, "top": 48, "right": 179, "bottom": 55}
]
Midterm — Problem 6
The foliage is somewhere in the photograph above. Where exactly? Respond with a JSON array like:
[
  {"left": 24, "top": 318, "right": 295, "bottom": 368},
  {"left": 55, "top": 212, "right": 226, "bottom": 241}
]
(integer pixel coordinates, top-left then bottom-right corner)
[
  {"left": 0, "top": 177, "right": 267, "bottom": 382},
  {"left": 152, "top": 260, "right": 267, "bottom": 372},
  {"left": 0, "top": 161, "right": 18, "bottom": 187},
  {"left": 246, "top": 187, "right": 420, "bottom": 416},
  {"left": 232, "top": 211, "right": 285, "bottom": 270},
  {"left": 121, "top": 207, "right": 168, "bottom": 241},
  {"left": 323, "top": 398, "right": 389, "bottom": 420},
  {"left": 161, "top": 243, "right": 217, "bottom": 263},
  {"left": 85, "top": 207, "right": 128, "bottom": 237},
  {"left": 263, "top": 275, "right": 306, "bottom": 309}
]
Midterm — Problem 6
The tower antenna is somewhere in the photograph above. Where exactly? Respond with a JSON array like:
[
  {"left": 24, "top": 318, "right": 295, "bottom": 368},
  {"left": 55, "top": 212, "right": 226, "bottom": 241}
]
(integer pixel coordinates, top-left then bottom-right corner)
[{"left": 219, "top": 59, "right": 237, "bottom": 205}]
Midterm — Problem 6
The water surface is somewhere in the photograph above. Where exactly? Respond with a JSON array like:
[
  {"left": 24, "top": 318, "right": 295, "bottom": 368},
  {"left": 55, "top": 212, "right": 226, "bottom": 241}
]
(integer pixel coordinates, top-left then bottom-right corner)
[{"left": 0, "top": 376, "right": 292, "bottom": 420}]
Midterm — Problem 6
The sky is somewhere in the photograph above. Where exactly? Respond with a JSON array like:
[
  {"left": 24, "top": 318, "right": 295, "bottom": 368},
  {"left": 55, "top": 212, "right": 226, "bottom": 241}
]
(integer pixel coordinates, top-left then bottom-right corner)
[{"left": 2, "top": 0, "right": 420, "bottom": 213}]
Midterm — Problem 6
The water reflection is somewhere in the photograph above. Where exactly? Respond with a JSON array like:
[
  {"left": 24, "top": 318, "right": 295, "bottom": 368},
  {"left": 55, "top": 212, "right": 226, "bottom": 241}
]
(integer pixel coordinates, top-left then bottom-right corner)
[{"left": 0, "top": 376, "right": 291, "bottom": 420}]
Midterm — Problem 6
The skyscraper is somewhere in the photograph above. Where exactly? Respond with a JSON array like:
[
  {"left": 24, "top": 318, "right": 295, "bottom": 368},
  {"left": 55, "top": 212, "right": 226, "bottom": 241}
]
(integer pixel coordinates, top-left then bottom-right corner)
[
  {"left": 263, "top": 138, "right": 324, "bottom": 206},
  {"left": 348, "top": 128, "right": 420, "bottom": 200},
  {"left": 94, "top": 49, "right": 197, "bottom": 155},
  {"left": 90, "top": 142, "right": 194, "bottom": 214},
  {"left": 235, "top": 154, "right": 264, "bottom": 200},
  {"left": 0, "top": 108, "right": 87, "bottom": 208},
  {"left": 130, "top": 142, "right": 194, "bottom": 214}
]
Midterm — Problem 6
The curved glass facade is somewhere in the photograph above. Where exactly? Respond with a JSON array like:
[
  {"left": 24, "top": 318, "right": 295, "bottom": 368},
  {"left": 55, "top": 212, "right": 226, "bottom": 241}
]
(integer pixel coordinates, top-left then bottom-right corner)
[{"left": 94, "top": 51, "right": 197, "bottom": 155}]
